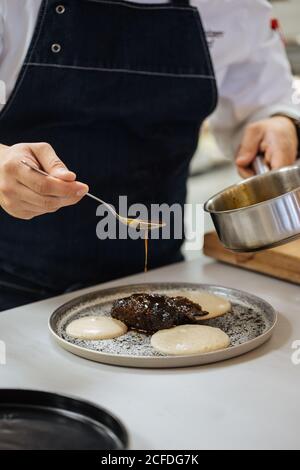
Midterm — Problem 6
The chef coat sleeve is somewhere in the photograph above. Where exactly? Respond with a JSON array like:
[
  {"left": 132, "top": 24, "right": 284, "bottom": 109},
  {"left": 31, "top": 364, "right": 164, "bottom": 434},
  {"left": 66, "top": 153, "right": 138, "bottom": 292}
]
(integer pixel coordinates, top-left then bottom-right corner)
[
  {"left": 0, "top": 9, "right": 4, "bottom": 106},
  {"left": 209, "top": 0, "right": 300, "bottom": 160},
  {"left": 0, "top": 7, "right": 3, "bottom": 61}
]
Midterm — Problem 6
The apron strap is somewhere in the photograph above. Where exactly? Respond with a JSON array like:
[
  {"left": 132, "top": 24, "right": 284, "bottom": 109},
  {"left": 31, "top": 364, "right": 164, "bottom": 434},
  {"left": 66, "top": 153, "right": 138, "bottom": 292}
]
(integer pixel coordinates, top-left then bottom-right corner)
[
  {"left": 85, "top": 0, "right": 191, "bottom": 3},
  {"left": 171, "top": 0, "right": 190, "bottom": 5}
]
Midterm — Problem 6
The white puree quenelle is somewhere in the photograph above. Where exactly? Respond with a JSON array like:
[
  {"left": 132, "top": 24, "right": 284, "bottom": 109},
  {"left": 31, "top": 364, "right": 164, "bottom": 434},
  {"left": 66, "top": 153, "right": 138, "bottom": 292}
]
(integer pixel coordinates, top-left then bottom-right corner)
[
  {"left": 151, "top": 325, "right": 230, "bottom": 356},
  {"left": 66, "top": 316, "right": 127, "bottom": 340},
  {"left": 166, "top": 290, "right": 231, "bottom": 320}
]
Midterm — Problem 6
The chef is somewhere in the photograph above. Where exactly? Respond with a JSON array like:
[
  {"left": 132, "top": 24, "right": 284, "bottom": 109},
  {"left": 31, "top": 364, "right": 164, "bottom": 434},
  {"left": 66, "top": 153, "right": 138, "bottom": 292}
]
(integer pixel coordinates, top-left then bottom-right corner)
[{"left": 0, "top": 0, "right": 299, "bottom": 311}]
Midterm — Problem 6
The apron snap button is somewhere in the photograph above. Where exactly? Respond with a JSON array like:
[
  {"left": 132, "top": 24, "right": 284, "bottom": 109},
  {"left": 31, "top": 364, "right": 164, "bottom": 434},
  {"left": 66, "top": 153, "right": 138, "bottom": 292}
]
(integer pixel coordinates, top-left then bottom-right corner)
[
  {"left": 56, "top": 5, "right": 65, "bottom": 14},
  {"left": 51, "top": 43, "right": 62, "bottom": 53}
]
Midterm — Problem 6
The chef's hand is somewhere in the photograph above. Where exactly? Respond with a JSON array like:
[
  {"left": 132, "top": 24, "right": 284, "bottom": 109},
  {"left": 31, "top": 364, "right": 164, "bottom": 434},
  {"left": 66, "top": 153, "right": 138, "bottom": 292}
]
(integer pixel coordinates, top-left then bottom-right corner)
[
  {"left": 0, "top": 142, "right": 89, "bottom": 219},
  {"left": 236, "top": 116, "right": 298, "bottom": 178}
]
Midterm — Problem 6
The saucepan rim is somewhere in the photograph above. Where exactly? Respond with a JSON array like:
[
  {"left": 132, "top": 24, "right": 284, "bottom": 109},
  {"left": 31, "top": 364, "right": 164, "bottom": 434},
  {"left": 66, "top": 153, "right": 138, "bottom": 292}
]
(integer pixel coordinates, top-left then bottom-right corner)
[{"left": 204, "top": 162, "right": 300, "bottom": 215}]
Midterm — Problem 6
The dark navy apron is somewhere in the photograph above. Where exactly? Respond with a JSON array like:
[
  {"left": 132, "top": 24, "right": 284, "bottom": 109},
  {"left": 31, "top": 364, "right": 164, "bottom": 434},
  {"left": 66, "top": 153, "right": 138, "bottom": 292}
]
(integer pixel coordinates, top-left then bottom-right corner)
[{"left": 0, "top": 0, "right": 217, "bottom": 311}]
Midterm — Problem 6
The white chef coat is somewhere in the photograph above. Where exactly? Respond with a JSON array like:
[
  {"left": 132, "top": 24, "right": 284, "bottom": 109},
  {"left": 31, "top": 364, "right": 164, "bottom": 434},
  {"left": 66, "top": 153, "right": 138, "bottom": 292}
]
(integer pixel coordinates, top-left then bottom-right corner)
[{"left": 0, "top": 0, "right": 299, "bottom": 158}]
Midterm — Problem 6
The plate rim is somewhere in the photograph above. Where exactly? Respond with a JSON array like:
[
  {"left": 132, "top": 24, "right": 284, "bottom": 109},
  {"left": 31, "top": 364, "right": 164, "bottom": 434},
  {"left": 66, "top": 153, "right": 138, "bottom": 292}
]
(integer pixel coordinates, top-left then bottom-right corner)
[
  {"left": 48, "top": 282, "right": 278, "bottom": 364},
  {"left": 0, "top": 388, "right": 129, "bottom": 449}
]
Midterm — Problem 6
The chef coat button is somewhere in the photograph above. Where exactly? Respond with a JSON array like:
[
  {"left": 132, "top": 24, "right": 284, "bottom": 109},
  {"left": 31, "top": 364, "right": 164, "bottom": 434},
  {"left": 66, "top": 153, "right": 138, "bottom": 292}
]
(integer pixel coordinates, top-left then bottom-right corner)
[
  {"left": 51, "top": 43, "right": 62, "bottom": 53},
  {"left": 56, "top": 5, "right": 65, "bottom": 14}
]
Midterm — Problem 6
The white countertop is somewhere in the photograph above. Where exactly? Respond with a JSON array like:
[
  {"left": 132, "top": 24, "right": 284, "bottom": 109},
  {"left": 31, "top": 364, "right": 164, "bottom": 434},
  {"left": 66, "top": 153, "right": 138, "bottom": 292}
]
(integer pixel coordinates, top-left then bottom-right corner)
[{"left": 1, "top": 255, "right": 300, "bottom": 450}]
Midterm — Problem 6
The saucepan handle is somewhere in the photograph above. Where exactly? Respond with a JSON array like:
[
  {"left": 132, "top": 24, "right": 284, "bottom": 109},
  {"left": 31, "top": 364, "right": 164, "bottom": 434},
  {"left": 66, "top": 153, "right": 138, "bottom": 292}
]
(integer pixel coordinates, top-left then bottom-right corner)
[{"left": 252, "top": 154, "right": 270, "bottom": 175}]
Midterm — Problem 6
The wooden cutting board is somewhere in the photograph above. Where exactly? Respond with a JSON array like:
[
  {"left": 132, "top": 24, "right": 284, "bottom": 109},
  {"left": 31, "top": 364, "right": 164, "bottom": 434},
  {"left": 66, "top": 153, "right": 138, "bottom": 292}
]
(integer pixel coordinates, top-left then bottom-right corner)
[{"left": 203, "top": 231, "right": 300, "bottom": 285}]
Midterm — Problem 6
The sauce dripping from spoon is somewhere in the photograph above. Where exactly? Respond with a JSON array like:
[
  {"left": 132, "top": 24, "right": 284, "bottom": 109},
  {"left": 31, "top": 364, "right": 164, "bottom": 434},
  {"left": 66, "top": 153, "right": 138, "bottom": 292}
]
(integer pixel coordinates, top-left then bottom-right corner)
[
  {"left": 144, "top": 232, "right": 149, "bottom": 273},
  {"left": 21, "top": 160, "right": 165, "bottom": 274}
]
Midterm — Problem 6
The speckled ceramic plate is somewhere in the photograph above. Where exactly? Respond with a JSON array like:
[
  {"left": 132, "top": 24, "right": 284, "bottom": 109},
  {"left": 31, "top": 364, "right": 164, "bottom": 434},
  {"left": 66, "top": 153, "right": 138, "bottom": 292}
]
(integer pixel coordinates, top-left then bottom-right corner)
[{"left": 49, "top": 283, "right": 277, "bottom": 368}]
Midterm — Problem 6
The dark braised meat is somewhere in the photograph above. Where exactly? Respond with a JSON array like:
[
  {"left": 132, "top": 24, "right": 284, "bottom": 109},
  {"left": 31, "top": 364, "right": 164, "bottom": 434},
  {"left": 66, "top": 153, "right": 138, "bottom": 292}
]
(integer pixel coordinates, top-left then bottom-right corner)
[{"left": 111, "top": 293, "right": 209, "bottom": 333}]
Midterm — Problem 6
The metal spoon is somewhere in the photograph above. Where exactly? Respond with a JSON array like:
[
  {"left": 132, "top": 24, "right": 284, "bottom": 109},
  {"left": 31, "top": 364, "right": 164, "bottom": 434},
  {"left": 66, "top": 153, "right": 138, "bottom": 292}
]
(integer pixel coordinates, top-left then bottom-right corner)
[{"left": 21, "top": 160, "right": 165, "bottom": 230}]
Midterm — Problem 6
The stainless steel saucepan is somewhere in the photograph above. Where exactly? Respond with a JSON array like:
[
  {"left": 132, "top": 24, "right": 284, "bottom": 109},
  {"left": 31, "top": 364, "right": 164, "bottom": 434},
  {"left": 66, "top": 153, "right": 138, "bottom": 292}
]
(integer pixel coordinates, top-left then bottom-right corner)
[{"left": 204, "top": 155, "right": 300, "bottom": 252}]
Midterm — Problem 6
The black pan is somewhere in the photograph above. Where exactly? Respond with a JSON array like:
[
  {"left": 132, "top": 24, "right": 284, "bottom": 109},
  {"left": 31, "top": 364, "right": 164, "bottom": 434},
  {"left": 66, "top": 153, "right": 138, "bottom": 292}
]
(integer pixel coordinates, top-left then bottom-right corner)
[{"left": 0, "top": 389, "right": 128, "bottom": 450}]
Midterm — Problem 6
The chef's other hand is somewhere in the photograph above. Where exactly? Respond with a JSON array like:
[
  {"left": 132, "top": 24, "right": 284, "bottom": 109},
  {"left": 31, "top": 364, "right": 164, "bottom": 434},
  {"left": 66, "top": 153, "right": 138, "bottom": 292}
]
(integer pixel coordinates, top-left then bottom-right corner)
[
  {"left": 236, "top": 116, "right": 298, "bottom": 178},
  {"left": 0, "top": 142, "right": 89, "bottom": 220}
]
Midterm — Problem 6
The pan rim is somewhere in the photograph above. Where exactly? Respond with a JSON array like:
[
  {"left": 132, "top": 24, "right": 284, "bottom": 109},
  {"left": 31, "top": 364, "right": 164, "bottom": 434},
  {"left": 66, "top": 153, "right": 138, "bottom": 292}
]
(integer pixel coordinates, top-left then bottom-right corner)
[{"left": 204, "top": 163, "right": 300, "bottom": 215}]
